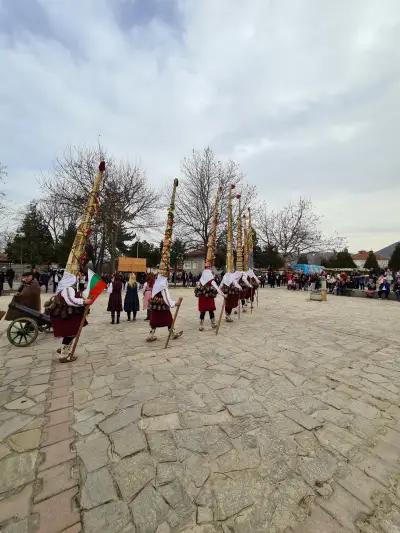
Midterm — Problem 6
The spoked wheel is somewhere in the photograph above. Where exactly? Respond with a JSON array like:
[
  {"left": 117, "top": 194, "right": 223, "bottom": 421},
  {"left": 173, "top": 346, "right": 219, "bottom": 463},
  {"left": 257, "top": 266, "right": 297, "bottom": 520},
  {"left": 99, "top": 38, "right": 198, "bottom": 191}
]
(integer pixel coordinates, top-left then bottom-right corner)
[{"left": 7, "top": 317, "right": 38, "bottom": 347}]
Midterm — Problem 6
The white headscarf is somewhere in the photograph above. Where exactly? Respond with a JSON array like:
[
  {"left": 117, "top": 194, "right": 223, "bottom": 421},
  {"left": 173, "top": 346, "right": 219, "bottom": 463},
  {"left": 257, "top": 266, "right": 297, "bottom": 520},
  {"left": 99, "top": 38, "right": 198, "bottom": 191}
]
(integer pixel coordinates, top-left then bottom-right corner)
[
  {"left": 199, "top": 269, "right": 214, "bottom": 286},
  {"left": 56, "top": 271, "right": 76, "bottom": 294},
  {"left": 248, "top": 269, "right": 260, "bottom": 282},
  {"left": 220, "top": 272, "right": 233, "bottom": 287},
  {"left": 152, "top": 275, "right": 168, "bottom": 298},
  {"left": 233, "top": 271, "right": 243, "bottom": 282}
]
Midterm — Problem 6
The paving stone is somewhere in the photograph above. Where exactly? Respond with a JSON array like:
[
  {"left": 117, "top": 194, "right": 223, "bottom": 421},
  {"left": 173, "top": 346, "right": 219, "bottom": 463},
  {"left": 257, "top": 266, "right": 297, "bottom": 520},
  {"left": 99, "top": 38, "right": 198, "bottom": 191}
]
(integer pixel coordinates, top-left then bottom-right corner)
[
  {"left": 143, "top": 398, "right": 178, "bottom": 416},
  {"left": 81, "top": 467, "right": 118, "bottom": 510},
  {"left": 112, "top": 452, "right": 155, "bottom": 501},
  {"left": 130, "top": 485, "right": 169, "bottom": 533},
  {"left": 33, "top": 487, "right": 80, "bottom": 533},
  {"left": 140, "top": 413, "right": 181, "bottom": 431},
  {"left": 1, "top": 519, "right": 29, "bottom": 533},
  {"left": 39, "top": 439, "right": 75, "bottom": 472},
  {"left": 337, "top": 464, "right": 385, "bottom": 510},
  {"left": 72, "top": 413, "right": 105, "bottom": 436},
  {"left": 98, "top": 405, "right": 142, "bottom": 434},
  {"left": 318, "top": 482, "right": 370, "bottom": 531},
  {"left": 156, "top": 462, "right": 184, "bottom": 486},
  {"left": 197, "top": 506, "right": 213, "bottom": 524},
  {"left": 174, "top": 426, "right": 232, "bottom": 458},
  {"left": 147, "top": 430, "right": 177, "bottom": 462},
  {"left": 226, "top": 400, "right": 266, "bottom": 418},
  {"left": 316, "top": 423, "right": 363, "bottom": 457},
  {"left": 35, "top": 461, "right": 77, "bottom": 503},
  {"left": 110, "top": 423, "right": 147, "bottom": 458},
  {"left": 180, "top": 410, "right": 232, "bottom": 428},
  {"left": 0, "top": 483, "right": 33, "bottom": 523},
  {"left": 294, "top": 504, "right": 349, "bottom": 533},
  {"left": 76, "top": 434, "right": 109, "bottom": 472},
  {"left": 0, "top": 451, "right": 38, "bottom": 493},
  {"left": 48, "top": 395, "right": 72, "bottom": 412},
  {"left": 284, "top": 408, "right": 324, "bottom": 430},
  {"left": 8, "top": 429, "right": 41, "bottom": 452},
  {"left": 41, "top": 422, "right": 74, "bottom": 446},
  {"left": 83, "top": 500, "right": 131, "bottom": 533},
  {"left": 0, "top": 414, "right": 34, "bottom": 440},
  {"left": 0, "top": 443, "right": 11, "bottom": 460},
  {"left": 212, "top": 477, "right": 255, "bottom": 521}
]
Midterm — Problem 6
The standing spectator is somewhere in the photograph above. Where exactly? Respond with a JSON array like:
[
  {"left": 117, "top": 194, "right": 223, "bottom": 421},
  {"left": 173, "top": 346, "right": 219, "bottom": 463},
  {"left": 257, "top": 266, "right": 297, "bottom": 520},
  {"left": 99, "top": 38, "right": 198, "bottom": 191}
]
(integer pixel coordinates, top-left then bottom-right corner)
[
  {"left": 276, "top": 273, "right": 281, "bottom": 287},
  {"left": 142, "top": 272, "right": 155, "bottom": 321},
  {"left": 53, "top": 270, "right": 63, "bottom": 293},
  {"left": 393, "top": 278, "right": 400, "bottom": 301},
  {"left": 107, "top": 273, "right": 123, "bottom": 324},
  {"left": 124, "top": 273, "right": 140, "bottom": 321},
  {"left": 0, "top": 268, "right": 5, "bottom": 296},
  {"left": 6, "top": 267, "right": 15, "bottom": 289},
  {"left": 378, "top": 277, "right": 390, "bottom": 299},
  {"left": 39, "top": 271, "right": 50, "bottom": 293}
]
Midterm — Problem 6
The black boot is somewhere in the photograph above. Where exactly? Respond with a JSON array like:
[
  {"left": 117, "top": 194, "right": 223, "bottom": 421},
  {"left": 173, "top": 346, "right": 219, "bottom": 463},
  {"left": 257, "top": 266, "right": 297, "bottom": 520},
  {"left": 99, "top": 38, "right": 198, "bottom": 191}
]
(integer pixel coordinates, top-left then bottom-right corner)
[
  {"left": 127, "top": 312, "right": 131, "bottom": 321},
  {"left": 116, "top": 313, "right": 120, "bottom": 324},
  {"left": 111, "top": 312, "right": 115, "bottom": 324}
]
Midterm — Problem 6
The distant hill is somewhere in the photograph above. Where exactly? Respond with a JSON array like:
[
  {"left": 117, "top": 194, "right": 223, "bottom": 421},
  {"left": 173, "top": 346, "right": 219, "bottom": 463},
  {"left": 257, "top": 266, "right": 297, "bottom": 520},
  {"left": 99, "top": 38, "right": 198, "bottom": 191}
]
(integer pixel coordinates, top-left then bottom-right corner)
[{"left": 377, "top": 241, "right": 400, "bottom": 259}]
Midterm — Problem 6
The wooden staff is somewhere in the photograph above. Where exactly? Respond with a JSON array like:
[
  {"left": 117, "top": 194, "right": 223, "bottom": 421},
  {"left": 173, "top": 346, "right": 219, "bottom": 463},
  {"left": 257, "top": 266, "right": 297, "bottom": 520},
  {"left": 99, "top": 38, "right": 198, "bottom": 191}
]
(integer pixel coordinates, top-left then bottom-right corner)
[
  {"left": 69, "top": 305, "right": 91, "bottom": 359},
  {"left": 215, "top": 300, "right": 225, "bottom": 336},
  {"left": 256, "top": 288, "right": 259, "bottom": 307},
  {"left": 164, "top": 297, "right": 183, "bottom": 349},
  {"left": 250, "top": 287, "right": 254, "bottom": 314}
]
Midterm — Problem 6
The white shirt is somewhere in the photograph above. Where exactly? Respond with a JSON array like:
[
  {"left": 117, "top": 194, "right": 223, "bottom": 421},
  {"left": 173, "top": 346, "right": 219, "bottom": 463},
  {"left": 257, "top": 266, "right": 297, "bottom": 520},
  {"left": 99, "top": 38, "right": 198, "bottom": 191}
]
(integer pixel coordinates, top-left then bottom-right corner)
[{"left": 61, "top": 287, "right": 84, "bottom": 307}]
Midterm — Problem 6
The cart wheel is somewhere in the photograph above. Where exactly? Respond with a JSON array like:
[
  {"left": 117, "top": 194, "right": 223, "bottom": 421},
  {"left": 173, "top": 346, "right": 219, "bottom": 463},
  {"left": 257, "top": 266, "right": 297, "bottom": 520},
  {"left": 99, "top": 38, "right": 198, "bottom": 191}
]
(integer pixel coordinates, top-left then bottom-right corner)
[{"left": 7, "top": 317, "right": 39, "bottom": 347}]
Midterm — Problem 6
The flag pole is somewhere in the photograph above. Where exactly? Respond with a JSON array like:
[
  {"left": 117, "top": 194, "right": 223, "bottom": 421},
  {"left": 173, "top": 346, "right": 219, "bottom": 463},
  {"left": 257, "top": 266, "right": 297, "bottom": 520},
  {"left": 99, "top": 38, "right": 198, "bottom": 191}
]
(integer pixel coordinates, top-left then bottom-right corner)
[
  {"left": 215, "top": 300, "right": 225, "bottom": 336},
  {"left": 164, "top": 297, "right": 183, "bottom": 349},
  {"left": 69, "top": 306, "right": 91, "bottom": 359}
]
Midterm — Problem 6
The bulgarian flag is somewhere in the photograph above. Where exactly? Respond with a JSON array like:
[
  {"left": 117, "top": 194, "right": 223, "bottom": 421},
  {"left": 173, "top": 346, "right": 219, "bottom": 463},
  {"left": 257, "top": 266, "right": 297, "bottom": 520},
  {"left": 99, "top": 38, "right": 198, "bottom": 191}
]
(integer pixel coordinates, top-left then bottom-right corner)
[{"left": 83, "top": 269, "right": 107, "bottom": 302}]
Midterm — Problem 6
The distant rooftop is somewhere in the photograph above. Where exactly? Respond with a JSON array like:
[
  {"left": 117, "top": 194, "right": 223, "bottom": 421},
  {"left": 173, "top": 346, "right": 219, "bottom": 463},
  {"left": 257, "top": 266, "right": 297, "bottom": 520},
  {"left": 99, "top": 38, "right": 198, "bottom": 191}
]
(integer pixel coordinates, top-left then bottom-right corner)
[{"left": 351, "top": 250, "right": 387, "bottom": 261}]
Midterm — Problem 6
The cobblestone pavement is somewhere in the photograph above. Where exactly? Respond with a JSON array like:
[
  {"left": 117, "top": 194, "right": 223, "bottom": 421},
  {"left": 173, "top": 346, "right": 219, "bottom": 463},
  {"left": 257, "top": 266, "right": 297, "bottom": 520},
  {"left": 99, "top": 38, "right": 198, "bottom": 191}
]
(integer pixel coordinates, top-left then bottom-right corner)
[{"left": 1, "top": 288, "right": 400, "bottom": 532}]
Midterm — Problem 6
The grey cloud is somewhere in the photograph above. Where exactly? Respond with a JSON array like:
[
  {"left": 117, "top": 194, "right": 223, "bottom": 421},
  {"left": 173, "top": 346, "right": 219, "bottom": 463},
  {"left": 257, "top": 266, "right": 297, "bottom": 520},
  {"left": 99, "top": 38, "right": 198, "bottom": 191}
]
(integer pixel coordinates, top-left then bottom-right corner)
[{"left": 1, "top": 0, "right": 399, "bottom": 251}]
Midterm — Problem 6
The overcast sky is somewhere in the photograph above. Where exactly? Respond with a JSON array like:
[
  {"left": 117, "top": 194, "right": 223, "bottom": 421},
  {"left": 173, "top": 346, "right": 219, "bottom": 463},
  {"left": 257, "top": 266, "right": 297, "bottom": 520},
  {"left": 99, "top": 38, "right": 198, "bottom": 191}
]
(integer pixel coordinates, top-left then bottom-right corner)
[{"left": 1, "top": 0, "right": 399, "bottom": 252}]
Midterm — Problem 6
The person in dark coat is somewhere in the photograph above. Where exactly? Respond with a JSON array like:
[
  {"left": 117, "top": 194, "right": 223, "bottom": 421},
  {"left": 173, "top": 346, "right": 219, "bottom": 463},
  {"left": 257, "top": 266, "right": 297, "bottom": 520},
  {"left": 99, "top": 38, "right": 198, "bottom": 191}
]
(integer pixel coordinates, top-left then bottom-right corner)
[
  {"left": 6, "top": 267, "right": 15, "bottom": 289},
  {"left": 124, "top": 273, "right": 140, "bottom": 321},
  {"left": 107, "top": 273, "right": 123, "bottom": 324},
  {"left": 5, "top": 272, "right": 41, "bottom": 321},
  {"left": 0, "top": 269, "right": 5, "bottom": 296}
]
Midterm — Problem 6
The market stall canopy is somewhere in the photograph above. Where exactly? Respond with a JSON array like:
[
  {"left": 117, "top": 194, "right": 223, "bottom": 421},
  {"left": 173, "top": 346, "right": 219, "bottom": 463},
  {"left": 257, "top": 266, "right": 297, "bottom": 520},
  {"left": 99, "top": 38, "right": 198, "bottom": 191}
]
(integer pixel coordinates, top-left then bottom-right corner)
[{"left": 291, "top": 263, "right": 324, "bottom": 274}]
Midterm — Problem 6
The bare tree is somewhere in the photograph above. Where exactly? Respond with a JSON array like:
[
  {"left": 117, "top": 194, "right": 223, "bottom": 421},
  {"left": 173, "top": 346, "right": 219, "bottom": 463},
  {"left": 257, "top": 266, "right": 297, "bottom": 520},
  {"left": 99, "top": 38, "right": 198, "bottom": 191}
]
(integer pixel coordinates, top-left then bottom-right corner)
[
  {"left": 175, "top": 147, "right": 257, "bottom": 252},
  {"left": 40, "top": 146, "right": 158, "bottom": 271},
  {"left": 257, "top": 198, "right": 343, "bottom": 260}
]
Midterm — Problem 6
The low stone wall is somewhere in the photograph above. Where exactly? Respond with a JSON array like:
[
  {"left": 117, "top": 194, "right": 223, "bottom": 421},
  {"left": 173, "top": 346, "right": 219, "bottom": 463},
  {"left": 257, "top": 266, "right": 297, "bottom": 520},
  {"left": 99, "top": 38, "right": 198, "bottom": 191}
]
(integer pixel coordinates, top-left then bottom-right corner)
[{"left": 332, "top": 288, "right": 399, "bottom": 301}]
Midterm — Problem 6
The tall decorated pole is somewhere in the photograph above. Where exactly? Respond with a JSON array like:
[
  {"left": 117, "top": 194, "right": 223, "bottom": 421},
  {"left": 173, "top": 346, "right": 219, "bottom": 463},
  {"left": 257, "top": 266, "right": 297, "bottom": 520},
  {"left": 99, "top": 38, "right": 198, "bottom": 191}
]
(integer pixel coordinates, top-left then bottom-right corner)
[
  {"left": 243, "top": 213, "right": 249, "bottom": 271},
  {"left": 161, "top": 179, "right": 183, "bottom": 349},
  {"left": 226, "top": 185, "right": 235, "bottom": 273},
  {"left": 235, "top": 194, "right": 243, "bottom": 272},
  {"left": 248, "top": 207, "right": 254, "bottom": 270},
  {"left": 205, "top": 187, "right": 222, "bottom": 268},
  {"left": 65, "top": 161, "right": 105, "bottom": 274},
  {"left": 159, "top": 178, "right": 178, "bottom": 278}
]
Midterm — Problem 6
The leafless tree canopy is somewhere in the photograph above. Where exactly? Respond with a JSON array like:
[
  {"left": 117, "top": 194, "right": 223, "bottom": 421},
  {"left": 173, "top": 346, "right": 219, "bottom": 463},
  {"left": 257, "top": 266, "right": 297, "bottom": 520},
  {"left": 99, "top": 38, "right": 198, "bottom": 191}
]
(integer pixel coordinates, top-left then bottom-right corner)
[
  {"left": 40, "top": 146, "right": 157, "bottom": 271},
  {"left": 175, "top": 147, "right": 257, "bottom": 252},
  {"left": 257, "top": 198, "right": 343, "bottom": 260}
]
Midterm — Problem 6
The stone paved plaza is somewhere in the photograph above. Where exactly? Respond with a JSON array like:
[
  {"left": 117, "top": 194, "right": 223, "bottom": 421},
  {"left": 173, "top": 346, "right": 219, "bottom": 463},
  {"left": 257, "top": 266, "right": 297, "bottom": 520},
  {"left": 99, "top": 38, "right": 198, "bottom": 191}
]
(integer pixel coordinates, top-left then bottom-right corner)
[{"left": 1, "top": 288, "right": 400, "bottom": 532}]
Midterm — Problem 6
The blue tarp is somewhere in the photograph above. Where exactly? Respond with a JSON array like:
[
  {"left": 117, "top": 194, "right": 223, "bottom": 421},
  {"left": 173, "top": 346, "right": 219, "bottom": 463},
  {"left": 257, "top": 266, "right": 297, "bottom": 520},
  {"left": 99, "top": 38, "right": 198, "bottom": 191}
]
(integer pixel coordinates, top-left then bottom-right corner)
[{"left": 291, "top": 263, "right": 324, "bottom": 274}]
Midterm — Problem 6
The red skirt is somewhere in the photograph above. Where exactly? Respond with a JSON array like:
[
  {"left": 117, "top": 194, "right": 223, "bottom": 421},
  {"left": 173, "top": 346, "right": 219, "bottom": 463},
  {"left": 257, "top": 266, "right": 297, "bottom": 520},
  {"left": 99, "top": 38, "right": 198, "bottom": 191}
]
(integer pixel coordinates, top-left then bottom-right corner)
[
  {"left": 242, "top": 287, "right": 251, "bottom": 300},
  {"left": 150, "top": 309, "right": 173, "bottom": 329},
  {"left": 198, "top": 295, "right": 216, "bottom": 313},
  {"left": 225, "top": 293, "right": 239, "bottom": 313},
  {"left": 52, "top": 315, "right": 87, "bottom": 338}
]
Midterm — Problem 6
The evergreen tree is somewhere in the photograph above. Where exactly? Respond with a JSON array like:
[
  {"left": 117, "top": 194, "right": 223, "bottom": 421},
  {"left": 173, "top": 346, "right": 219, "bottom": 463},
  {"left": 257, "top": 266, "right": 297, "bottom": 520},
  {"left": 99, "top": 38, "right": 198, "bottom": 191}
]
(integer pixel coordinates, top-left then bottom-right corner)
[
  {"left": 127, "top": 240, "right": 161, "bottom": 268},
  {"left": 297, "top": 254, "right": 309, "bottom": 264},
  {"left": 54, "top": 224, "right": 76, "bottom": 266},
  {"left": 364, "top": 250, "right": 379, "bottom": 272},
  {"left": 323, "top": 249, "right": 356, "bottom": 269},
  {"left": 255, "top": 245, "right": 284, "bottom": 269},
  {"left": 388, "top": 243, "right": 400, "bottom": 272},
  {"left": 6, "top": 203, "right": 54, "bottom": 265}
]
